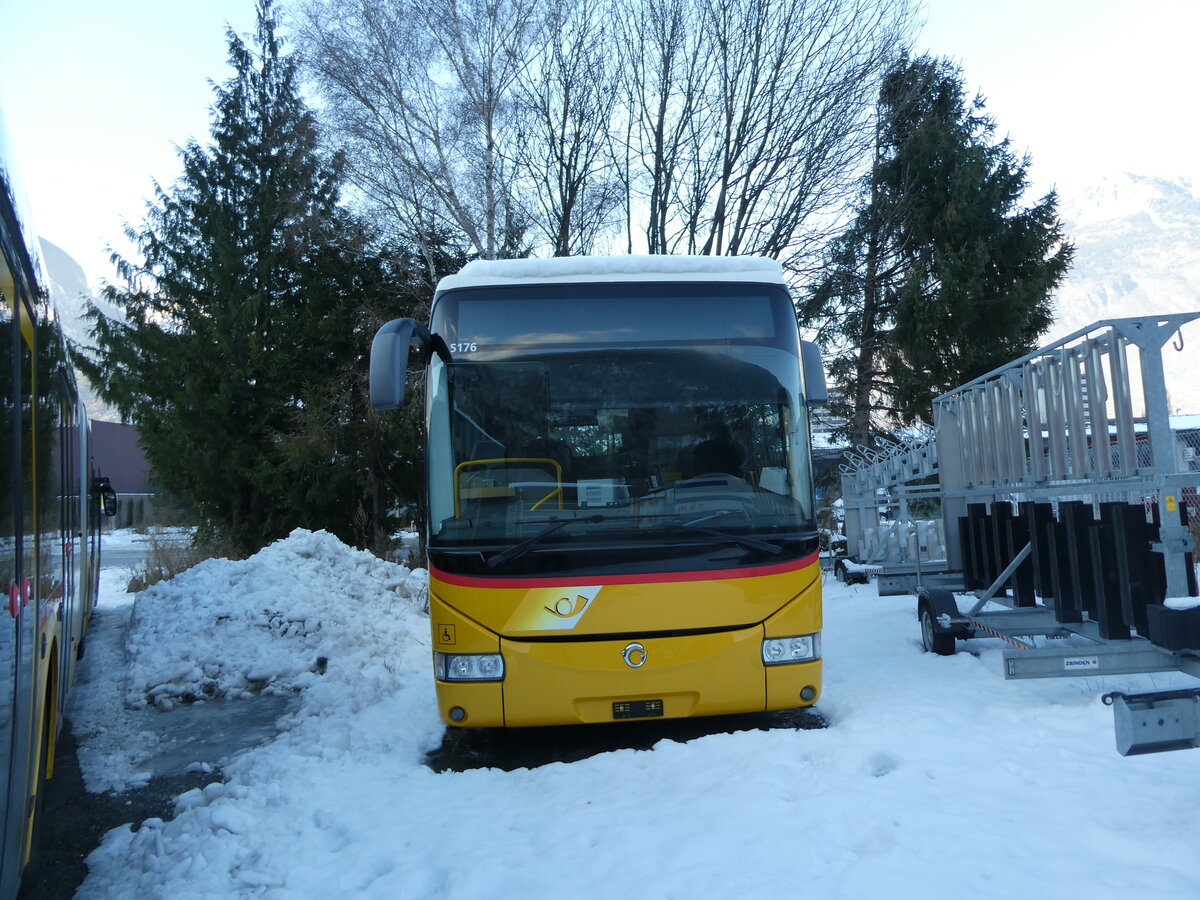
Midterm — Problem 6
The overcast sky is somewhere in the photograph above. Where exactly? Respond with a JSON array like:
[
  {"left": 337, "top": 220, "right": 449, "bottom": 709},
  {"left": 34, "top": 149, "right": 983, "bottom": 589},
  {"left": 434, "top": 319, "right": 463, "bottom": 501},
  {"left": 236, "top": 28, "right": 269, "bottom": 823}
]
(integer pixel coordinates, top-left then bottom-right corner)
[{"left": 1, "top": 0, "right": 1197, "bottom": 290}]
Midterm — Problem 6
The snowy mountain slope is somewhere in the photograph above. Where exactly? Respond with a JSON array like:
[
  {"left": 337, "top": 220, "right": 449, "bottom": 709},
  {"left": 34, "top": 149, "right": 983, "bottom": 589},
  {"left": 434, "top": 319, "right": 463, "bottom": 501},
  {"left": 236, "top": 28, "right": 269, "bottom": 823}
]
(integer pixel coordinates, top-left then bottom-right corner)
[{"left": 1049, "top": 174, "right": 1200, "bottom": 412}]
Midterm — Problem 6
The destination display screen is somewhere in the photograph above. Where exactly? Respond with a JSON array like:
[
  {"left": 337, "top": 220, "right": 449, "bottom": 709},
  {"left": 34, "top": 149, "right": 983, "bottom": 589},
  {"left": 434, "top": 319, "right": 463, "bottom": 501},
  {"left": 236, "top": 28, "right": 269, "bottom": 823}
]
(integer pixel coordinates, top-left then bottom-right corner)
[{"left": 433, "top": 281, "right": 794, "bottom": 351}]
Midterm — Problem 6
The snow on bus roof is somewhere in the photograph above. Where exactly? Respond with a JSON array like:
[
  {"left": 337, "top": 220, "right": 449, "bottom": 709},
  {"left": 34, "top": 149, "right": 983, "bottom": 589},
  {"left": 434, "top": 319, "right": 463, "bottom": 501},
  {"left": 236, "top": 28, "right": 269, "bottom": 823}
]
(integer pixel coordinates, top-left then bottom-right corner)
[{"left": 436, "top": 254, "right": 785, "bottom": 292}]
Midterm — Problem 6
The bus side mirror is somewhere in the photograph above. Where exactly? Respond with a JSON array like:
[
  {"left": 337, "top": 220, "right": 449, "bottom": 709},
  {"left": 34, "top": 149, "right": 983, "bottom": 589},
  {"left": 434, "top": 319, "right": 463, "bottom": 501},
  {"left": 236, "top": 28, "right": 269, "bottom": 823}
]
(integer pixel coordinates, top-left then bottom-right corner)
[
  {"left": 371, "top": 319, "right": 418, "bottom": 410},
  {"left": 801, "top": 341, "right": 828, "bottom": 407},
  {"left": 92, "top": 477, "right": 118, "bottom": 517},
  {"left": 370, "top": 318, "right": 451, "bottom": 410}
]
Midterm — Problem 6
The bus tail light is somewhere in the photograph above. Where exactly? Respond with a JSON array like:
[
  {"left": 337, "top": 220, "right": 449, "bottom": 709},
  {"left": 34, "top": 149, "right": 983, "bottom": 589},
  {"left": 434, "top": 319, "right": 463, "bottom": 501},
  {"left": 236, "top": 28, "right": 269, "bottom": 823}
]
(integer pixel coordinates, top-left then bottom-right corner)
[
  {"left": 434, "top": 652, "right": 506, "bottom": 682},
  {"left": 762, "top": 633, "right": 821, "bottom": 665}
]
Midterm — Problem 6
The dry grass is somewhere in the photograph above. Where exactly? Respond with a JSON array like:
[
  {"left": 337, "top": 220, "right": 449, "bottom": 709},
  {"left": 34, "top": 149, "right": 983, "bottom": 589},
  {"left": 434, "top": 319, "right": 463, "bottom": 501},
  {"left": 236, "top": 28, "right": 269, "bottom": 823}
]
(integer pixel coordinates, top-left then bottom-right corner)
[{"left": 125, "top": 531, "right": 237, "bottom": 593}]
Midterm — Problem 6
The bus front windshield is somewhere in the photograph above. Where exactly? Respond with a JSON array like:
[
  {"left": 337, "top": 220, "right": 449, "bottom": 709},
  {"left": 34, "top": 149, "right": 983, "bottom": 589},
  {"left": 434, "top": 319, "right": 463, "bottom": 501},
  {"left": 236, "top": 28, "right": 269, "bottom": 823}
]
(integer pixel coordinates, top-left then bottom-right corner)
[{"left": 426, "top": 288, "right": 817, "bottom": 577}]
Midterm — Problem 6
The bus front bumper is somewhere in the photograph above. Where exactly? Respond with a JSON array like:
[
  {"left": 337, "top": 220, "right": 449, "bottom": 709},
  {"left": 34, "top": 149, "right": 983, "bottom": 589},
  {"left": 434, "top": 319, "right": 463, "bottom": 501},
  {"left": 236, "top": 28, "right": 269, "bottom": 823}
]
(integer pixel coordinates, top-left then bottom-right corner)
[{"left": 433, "top": 626, "right": 821, "bottom": 727}]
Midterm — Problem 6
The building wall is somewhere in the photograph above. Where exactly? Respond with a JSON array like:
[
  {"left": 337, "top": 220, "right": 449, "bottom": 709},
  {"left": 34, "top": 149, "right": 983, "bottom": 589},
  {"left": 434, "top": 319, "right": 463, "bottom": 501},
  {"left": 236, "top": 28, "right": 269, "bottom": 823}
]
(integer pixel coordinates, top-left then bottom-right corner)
[{"left": 89, "top": 419, "right": 152, "bottom": 494}]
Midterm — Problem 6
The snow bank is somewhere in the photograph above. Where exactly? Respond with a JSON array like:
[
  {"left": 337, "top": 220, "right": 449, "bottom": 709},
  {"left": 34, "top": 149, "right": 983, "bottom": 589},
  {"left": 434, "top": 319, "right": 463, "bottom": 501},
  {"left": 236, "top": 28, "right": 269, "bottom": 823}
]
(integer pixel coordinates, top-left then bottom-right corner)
[
  {"left": 77, "top": 534, "right": 1200, "bottom": 899},
  {"left": 123, "top": 529, "right": 429, "bottom": 710}
]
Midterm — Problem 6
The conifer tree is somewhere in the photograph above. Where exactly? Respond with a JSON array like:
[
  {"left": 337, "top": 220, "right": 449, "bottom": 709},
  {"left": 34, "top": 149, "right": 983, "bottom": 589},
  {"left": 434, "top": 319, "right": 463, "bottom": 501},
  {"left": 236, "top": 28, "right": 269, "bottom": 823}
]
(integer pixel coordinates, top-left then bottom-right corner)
[
  {"left": 272, "top": 232, "right": 469, "bottom": 549},
  {"left": 803, "top": 55, "right": 1073, "bottom": 446},
  {"left": 77, "top": 0, "right": 409, "bottom": 555}
]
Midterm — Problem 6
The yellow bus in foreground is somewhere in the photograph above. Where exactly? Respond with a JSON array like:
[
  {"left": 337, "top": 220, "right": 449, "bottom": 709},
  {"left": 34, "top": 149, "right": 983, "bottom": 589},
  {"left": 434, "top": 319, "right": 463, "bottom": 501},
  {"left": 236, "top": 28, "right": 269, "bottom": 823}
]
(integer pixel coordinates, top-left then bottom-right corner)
[{"left": 372, "top": 256, "right": 825, "bottom": 727}]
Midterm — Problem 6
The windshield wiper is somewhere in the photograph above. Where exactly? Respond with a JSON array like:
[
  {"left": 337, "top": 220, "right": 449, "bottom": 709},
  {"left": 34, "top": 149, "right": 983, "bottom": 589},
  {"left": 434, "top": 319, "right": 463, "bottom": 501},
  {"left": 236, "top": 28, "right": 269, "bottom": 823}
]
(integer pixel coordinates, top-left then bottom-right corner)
[
  {"left": 487, "top": 515, "right": 605, "bottom": 568},
  {"left": 668, "top": 511, "right": 783, "bottom": 557}
]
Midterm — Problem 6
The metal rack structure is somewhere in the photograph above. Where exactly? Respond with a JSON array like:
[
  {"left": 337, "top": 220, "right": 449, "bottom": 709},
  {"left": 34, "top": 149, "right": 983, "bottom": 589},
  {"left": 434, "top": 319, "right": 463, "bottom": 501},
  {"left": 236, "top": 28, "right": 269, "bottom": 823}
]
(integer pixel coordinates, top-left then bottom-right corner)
[
  {"left": 841, "top": 313, "right": 1200, "bottom": 754},
  {"left": 839, "top": 426, "right": 941, "bottom": 563}
]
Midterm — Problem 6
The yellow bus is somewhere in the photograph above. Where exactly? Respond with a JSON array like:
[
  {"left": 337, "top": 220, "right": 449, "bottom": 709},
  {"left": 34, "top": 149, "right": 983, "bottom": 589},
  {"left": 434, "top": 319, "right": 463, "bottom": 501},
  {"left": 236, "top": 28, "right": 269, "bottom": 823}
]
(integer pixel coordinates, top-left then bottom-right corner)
[
  {"left": 1, "top": 106, "right": 114, "bottom": 895},
  {"left": 371, "top": 256, "right": 825, "bottom": 727}
]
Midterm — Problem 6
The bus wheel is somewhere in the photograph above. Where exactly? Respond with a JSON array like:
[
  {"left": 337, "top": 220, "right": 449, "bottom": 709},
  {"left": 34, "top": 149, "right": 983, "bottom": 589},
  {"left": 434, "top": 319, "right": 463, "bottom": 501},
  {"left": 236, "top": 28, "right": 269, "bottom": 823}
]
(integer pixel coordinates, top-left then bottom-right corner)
[{"left": 919, "top": 603, "right": 955, "bottom": 656}]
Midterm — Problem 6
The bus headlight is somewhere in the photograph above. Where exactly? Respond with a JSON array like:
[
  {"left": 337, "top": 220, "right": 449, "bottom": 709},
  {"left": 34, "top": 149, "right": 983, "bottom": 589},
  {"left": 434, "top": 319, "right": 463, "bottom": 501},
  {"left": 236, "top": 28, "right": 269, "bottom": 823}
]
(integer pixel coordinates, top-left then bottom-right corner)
[
  {"left": 762, "top": 633, "right": 821, "bottom": 665},
  {"left": 434, "top": 652, "right": 506, "bottom": 682}
]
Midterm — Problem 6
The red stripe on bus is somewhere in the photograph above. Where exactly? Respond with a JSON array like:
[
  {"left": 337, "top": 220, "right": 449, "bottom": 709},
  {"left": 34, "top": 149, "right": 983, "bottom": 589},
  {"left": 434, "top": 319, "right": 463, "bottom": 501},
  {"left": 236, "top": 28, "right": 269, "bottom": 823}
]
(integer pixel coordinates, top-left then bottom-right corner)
[{"left": 430, "top": 550, "right": 819, "bottom": 589}]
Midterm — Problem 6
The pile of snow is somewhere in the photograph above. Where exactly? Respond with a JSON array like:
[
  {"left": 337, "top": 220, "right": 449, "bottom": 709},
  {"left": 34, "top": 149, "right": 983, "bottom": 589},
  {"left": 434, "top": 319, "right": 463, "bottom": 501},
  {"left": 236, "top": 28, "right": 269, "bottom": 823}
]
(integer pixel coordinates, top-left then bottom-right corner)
[
  {"left": 123, "top": 529, "right": 429, "bottom": 709},
  {"left": 74, "top": 531, "right": 1200, "bottom": 898}
]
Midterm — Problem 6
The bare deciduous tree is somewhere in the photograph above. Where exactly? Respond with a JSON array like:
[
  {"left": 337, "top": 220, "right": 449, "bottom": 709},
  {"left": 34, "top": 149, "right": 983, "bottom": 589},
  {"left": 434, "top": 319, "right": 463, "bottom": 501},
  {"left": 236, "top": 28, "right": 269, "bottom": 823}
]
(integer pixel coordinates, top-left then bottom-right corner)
[
  {"left": 615, "top": 0, "right": 714, "bottom": 254},
  {"left": 296, "top": 0, "right": 916, "bottom": 269},
  {"left": 619, "top": 0, "right": 917, "bottom": 273},
  {"left": 512, "top": 0, "right": 624, "bottom": 256},
  {"left": 297, "top": 0, "right": 547, "bottom": 263}
]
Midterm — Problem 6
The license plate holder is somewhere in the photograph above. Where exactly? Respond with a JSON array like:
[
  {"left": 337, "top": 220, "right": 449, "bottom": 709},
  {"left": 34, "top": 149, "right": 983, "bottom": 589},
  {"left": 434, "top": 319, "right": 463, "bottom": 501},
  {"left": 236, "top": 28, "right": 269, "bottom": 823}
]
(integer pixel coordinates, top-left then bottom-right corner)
[{"left": 612, "top": 699, "right": 664, "bottom": 720}]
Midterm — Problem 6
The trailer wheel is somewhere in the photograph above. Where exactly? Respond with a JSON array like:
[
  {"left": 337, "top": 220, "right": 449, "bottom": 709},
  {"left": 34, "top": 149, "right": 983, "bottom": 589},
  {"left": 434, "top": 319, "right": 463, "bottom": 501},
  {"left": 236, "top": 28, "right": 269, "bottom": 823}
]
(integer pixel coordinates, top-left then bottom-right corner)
[{"left": 919, "top": 603, "right": 955, "bottom": 656}]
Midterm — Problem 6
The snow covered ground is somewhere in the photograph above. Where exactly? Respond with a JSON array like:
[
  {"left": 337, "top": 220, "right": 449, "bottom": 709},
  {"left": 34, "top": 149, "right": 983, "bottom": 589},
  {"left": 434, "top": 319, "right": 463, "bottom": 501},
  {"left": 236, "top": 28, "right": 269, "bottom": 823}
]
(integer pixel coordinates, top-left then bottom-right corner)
[{"left": 70, "top": 529, "right": 1199, "bottom": 898}]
